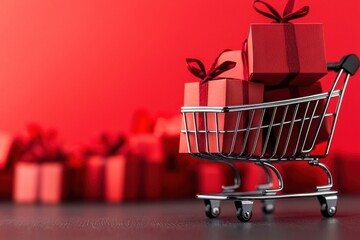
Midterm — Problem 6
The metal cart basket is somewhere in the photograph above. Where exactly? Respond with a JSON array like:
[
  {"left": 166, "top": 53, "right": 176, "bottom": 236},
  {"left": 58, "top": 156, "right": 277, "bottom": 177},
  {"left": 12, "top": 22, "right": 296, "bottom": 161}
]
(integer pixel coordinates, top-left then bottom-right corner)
[{"left": 181, "top": 54, "right": 359, "bottom": 222}]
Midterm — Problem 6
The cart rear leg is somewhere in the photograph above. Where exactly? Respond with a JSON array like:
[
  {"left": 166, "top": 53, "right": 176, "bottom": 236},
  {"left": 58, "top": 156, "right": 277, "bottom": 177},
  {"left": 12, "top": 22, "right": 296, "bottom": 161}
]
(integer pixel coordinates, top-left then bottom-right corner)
[
  {"left": 317, "top": 195, "right": 337, "bottom": 218},
  {"left": 261, "top": 199, "right": 275, "bottom": 214},
  {"left": 204, "top": 199, "right": 221, "bottom": 219},
  {"left": 234, "top": 200, "right": 254, "bottom": 222}
]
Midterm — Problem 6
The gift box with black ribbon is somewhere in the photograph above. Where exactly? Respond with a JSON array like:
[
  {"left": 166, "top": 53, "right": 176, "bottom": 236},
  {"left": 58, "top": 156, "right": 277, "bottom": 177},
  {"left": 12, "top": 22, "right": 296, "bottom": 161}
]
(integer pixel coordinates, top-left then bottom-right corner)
[
  {"left": 243, "top": 0, "right": 327, "bottom": 87},
  {"left": 13, "top": 126, "right": 66, "bottom": 204},
  {"left": 179, "top": 50, "right": 264, "bottom": 155}
]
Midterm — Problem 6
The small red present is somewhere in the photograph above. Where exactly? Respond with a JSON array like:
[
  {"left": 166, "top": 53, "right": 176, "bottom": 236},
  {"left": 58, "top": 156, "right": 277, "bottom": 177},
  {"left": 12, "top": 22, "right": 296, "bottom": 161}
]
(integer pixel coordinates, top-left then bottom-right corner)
[
  {"left": 179, "top": 51, "right": 264, "bottom": 155},
  {"left": 128, "top": 134, "right": 164, "bottom": 201},
  {"left": 39, "top": 162, "right": 64, "bottom": 203},
  {"left": 104, "top": 155, "right": 127, "bottom": 203},
  {"left": 0, "top": 171, "right": 13, "bottom": 200},
  {"left": 0, "top": 132, "right": 17, "bottom": 170},
  {"left": 13, "top": 126, "right": 66, "bottom": 204},
  {"left": 154, "top": 115, "right": 197, "bottom": 199},
  {"left": 13, "top": 162, "right": 39, "bottom": 203},
  {"left": 13, "top": 161, "right": 65, "bottom": 204},
  {"left": 84, "top": 155, "right": 105, "bottom": 201},
  {"left": 84, "top": 133, "right": 126, "bottom": 202},
  {"left": 123, "top": 150, "right": 143, "bottom": 201},
  {"left": 336, "top": 153, "right": 360, "bottom": 194},
  {"left": 244, "top": 0, "right": 327, "bottom": 86},
  {"left": 265, "top": 82, "right": 331, "bottom": 156},
  {"left": 197, "top": 162, "right": 232, "bottom": 193},
  {"left": 63, "top": 149, "right": 86, "bottom": 201}
]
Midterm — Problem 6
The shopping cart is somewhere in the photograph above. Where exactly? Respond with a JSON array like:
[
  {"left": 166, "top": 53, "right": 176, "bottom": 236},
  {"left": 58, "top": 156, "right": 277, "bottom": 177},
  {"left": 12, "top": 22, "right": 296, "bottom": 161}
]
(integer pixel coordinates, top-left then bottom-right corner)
[{"left": 181, "top": 54, "right": 359, "bottom": 222}]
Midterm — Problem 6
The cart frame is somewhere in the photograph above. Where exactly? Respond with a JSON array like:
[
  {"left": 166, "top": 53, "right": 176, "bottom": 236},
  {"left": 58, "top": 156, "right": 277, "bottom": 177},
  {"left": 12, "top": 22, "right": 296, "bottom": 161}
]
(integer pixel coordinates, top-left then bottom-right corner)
[{"left": 180, "top": 54, "right": 359, "bottom": 222}]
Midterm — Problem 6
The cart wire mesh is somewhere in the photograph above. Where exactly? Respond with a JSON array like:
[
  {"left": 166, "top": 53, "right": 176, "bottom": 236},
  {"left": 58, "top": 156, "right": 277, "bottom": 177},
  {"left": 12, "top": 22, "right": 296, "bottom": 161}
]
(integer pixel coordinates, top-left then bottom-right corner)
[{"left": 181, "top": 56, "right": 358, "bottom": 162}]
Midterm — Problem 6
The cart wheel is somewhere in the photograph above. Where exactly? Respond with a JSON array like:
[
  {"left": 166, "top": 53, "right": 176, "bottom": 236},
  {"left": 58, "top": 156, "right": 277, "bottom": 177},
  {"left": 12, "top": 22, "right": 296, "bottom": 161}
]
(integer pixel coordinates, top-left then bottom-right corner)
[
  {"left": 204, "top": 200, "right": 221, "bottom": 219},
  {"left": 320, "top": 203, "right": 337, "bottom": 218},
  {"left": 317, "top": 195, "right": 337, "bottom": 218},
  {"left": 262, "top": 200, "right": 275, "bottom": 215},
  {"left": 234, "top": 200, "right": 253, "bottom": 222}
]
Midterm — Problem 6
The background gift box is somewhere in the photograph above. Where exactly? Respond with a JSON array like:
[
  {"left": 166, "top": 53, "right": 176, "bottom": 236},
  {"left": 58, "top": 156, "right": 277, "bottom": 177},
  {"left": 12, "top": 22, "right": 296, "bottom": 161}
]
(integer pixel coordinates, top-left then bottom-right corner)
[
  {"left": 128, "top": 134, "right": 164, "bottom": 201},
  {"left": 13, "top": 125, "right": 66, "bottom": 204},
  {"left": 154, "top": 115, "right": 197, "bottom": 199},
  {"left": 84, "top": 133, "right": 126, "bottom": 202},
  {"left": 335, "top": 153, "right": 360, "bottom": 194},
  {"left": 105, "top": 155, "right": 127, "bottom": 203}
]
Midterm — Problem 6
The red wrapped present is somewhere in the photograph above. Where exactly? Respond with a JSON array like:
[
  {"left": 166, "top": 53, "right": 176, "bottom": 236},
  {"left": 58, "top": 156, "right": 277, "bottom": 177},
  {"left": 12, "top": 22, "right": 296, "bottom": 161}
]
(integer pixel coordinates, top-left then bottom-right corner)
[
  {"left": 0, "top": 132, "right": 17, "bottom": 170},
  {"left": 154, "top": 115, "right": 197, "bottom": 199},
  {"left": 123, "top": 150, "right": 143, "bottom": 201},
  {"left": 13, "top": 162, "right": 39, "bottom": 203},
  {"left": 104, "top": 155, "right": 127, "bottom": 203},
  {"left": 197, "top": 162, "right": 232, "bottom": 193},
  {"left": 84, "top": 133, "right": 126, "bottom": 202},
  {"left": 179, "top": 51, "right": 264, "bottom": 155},
  {"left": 128, "top": 134, "right": 164, "bottom": 201},
  {"left": 244, "top": 0, "right": 327, "bottom": 86},
  {"left": 84, "top": 155, "right": 105, "bottom": 201},
  {"left": 336, "top": 153, "right": 360, "bottom": 194},
  {"left": 39, "top": 162, "right": 64, "bottom": 203},
  {"left": 162, "top": 137, "right": 196, "bottom": 199},
  {"left": 13, "top": 126, "right": 66, "bottom": 204},
  {"left": 0, "top": 171, "right": 13, "bottom": 200},
  {"left": 265, "top": 82, "right": 331, "bottom": 156},
  {"left": 13, "top": 162, "right": 65, "bottom": 204},
  {"left": 63, "top": 148, "right": 86, "bottom": 201}
]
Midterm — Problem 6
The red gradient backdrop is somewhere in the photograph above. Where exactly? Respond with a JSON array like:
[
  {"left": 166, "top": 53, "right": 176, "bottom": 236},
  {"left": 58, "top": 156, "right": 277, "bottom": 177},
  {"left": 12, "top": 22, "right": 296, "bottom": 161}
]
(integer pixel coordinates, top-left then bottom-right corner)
[{"left": 0, "top": 0, "right": 359, "bottom": 152}]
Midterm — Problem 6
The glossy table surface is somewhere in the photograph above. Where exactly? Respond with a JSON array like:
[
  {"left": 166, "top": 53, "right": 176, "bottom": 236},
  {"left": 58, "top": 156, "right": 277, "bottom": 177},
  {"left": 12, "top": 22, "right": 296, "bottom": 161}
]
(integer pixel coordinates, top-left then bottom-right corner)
[{"left": 0, "top": 195, "right": 359, "bottom": 240}]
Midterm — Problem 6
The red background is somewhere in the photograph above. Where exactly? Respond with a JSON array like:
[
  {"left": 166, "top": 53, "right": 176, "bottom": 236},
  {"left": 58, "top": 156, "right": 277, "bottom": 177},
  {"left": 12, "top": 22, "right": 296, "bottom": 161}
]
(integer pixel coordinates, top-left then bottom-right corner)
[{"left": 0, "top": 0, "right": 358, "bottom": 153}]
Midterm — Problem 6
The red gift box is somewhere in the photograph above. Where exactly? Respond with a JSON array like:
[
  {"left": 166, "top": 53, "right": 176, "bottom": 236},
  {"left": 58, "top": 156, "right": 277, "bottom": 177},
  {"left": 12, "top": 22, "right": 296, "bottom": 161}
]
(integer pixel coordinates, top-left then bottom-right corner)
[
  {"left": 197, "top": 162, "right": 229, "bottom": 193},
  {"left": 265, "top": 82, "right": 331, "bottom": 156},
  {"left": 245, "top": 0, "right": 327, "bottom": 86},
  {"left": 84, "top": 155, "right": 105, "bottom": 201},
  {"left": 13, "top": 126, "right": 66, "bottom": 204},
  {"left": 336, "top": 153, "right": 360, "bottom": 194},
  {"left": 39, "top": 162, "right": 64, "bottom": 203},
  {"left": 179, "top": 52, "right": 264, "bottom": 155},
  {"left": 84, "top": 133, "right": 126, "bottom": 202},
  {"left": 0, "top": 171, "right": 13, "bottom": 200},
  {"left": 13, "top": 162, "right": 64, "bottom": 203},
  {"left": 154, "top": 115, "right": 197, "bottom": 199},
  {"left": 0, "top": 132, "right": 16, "bottom": 170},
  {"left": 128, "top": 134, "right": 164, "bottom": 201},
  {"left": 179, "top": 80, "right": 264, "bottom": 154},
  {"left": 104, "top": 155, "right": 127, "bottom": 203},
  {"left": 13, "top": 162, "right": 39, "bottom": 203},
  {"left": 63, "top": 150, "right": 86, "bottom": 201}
]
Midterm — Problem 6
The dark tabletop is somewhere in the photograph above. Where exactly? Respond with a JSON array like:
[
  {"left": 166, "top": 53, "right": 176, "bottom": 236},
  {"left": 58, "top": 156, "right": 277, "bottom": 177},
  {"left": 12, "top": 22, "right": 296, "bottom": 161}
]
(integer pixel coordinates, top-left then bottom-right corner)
[{"left": 0, "top": 195, "right": 359, "bottom": 240}]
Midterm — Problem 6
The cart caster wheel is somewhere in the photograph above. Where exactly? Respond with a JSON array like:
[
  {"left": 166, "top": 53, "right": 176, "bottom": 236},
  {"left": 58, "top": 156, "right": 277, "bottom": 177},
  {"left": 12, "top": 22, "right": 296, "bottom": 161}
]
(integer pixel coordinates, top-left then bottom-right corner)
[
  {"left": 320, "top": 203, "right": 336, "bottom": 218},
  {"left": 318, "top": 195, "right": 337, "bottom": 218},
  {"left": 204, "top": 200, "right": 221, "bottom": 219},
  {"left": 262, "top": 200, "right": 275, "bottom": 215},
  {"left": 235, "top": 200, "right": 253, "bottom": 222}
]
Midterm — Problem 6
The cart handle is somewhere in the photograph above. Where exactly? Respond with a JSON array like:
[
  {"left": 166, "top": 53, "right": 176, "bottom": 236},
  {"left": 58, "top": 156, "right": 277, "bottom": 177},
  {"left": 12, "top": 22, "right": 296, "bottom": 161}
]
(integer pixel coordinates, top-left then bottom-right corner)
[{"left": 327, "top": 54, "right": 359, "bottom": 75}]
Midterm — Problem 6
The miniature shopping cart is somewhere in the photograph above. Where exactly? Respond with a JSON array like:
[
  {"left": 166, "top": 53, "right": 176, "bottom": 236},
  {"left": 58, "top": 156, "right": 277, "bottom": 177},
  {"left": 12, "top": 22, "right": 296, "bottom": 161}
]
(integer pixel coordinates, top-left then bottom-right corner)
[{"left": 181, "top": 54, "right": 359, "bottom": 222}]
